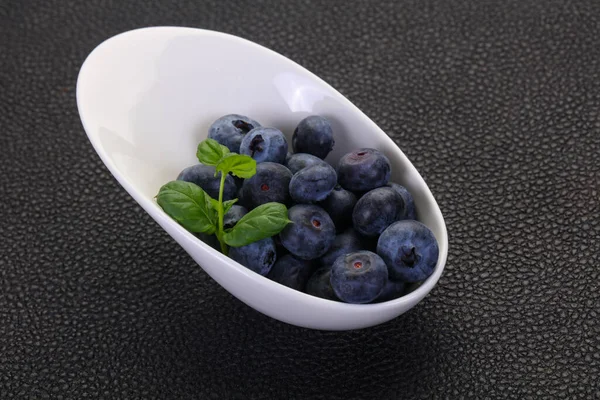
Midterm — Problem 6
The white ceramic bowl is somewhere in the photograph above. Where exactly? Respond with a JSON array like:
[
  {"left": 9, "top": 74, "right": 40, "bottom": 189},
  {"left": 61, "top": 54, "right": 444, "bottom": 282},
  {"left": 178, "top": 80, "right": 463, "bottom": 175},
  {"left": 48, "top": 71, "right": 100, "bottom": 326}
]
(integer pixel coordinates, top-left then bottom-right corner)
[{"left": 76, "top": 26, "right": 448, "bottom": 331}]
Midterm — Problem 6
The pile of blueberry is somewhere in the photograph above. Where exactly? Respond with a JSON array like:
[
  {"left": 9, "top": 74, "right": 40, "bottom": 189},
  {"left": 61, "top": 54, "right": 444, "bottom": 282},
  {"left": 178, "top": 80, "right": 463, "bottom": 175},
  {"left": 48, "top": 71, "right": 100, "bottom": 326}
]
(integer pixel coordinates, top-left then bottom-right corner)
[{"left": 177, "top": 114, "right": 439, "bottom": 304}]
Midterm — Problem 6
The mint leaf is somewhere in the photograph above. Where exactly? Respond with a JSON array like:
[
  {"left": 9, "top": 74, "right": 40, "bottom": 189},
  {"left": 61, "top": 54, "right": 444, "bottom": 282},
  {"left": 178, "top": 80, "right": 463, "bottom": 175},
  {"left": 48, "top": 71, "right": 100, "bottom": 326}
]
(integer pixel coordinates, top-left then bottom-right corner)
[
  {"left": 197, "top": 138, "right": 230, "bottom": 166},
  {"left": 216, "top": 153, "right": 256, "bottom": 178},
  {"left": 156, "top": 181, "right": 217, "bottom": 234},
  {"left": 222, "top": 199, "right": 238, "bottom": 215},
  {"left": 223, "top": 202, "right": 291, "bottom": 247},
  {"left": 208, "top": 197, "right": 238, "bottom": 215},
  {"left": 208, "top": 197, "right": 219, "bottom": 213}
]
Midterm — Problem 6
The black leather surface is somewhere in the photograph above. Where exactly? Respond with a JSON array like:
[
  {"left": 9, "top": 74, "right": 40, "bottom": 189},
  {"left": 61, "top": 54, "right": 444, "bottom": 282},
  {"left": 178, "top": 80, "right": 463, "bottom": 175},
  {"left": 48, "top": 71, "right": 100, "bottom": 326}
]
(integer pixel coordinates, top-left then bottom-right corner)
[{"left": 2, "top": 0, "right": 600, "bottom": 398}]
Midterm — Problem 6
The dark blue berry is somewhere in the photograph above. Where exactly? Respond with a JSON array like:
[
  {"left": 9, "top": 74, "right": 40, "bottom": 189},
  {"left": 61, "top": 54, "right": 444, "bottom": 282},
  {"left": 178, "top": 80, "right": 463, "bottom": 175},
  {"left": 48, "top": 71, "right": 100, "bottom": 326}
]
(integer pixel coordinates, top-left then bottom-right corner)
[
  {"left": 292, "top": 115, "right": 335, "bottom": 159},
  {"left": 229, "top": 237, "right": 277, "bottom": 276},
  {"left": 237, "top": 185, "right": 247, "bottom": 207},
  {"left": 272, "top": 234, "right": 289, "bottom": 258},
  {"left": 337, "top": 148, "right": 391, "bottom": 192},
  {"left": 285, "top": 153, "right": 328, "bottom": 174},
  {"left": 289, "top": 163, "right": 337, "bottom": 204},
  {"left": 196, "top": 233, "right": 220, "bottom": 250},
  {"left": 208, "top": 114, "right": 260, "bottom": 153},
  {"left": 377, "top": 220, "right": 439, "bottom": 282},
  {"left": 240, "top": 127, "right": 288, "bottom": 164},
  {"left": 330, "top": 251, "right": 388, "bottom": 304},
  {"left": 305, "top": 267, "right": 338, "bottom": 301},
  {"left": 374, "top": 279, "right": 406, "bottom": 302},
  {"left": 388, "top": 182, "right": 416, "bottom": 220},
  {"left": 233, "top": 175, "right": 245, "bottom": 190},
  {"left": 319, "top": 229, "right": 363, "bottom": 268},
  {"left": 223, "top": 205, "right": 248, "bottom": 230},
  {"left": 352, "top": 187, "right": 405, "bottom": 237},
  {"left": 319, "top": 184, "right": 357, "bottom": 231},
  {"left": 177, "top": 164, "right": 237, "bottom": 200},
  {"left": 279, "top": 205, "right": 335, "bottom": 260},
  {"left": 267, "top": 254, "right": 314, "bottom": 291},
  {"left": 357, "top": 233, "right": 379, "bottom": 253},
  {"left": 241, "top": 162, "right": 292, "bottom": 209}
]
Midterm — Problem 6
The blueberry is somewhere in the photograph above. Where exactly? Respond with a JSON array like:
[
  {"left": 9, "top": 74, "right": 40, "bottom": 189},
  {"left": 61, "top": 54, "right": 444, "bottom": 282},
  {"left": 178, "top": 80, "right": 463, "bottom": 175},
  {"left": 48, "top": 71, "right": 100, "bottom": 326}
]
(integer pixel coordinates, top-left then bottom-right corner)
[
  {"left": 292, "top": 115, "right": 335, "bottom": 159},
  {"left": 196, "top": 233, "right": 220, "bottom": 250},
  {"left": 305, "top": 267, "right": 338, "bottom": 301},
  {"left": 330, "top": 251, "right": 388, "bottom": 304},
  {"left": 377, "top": 220, "right": 439, "bottom": 282},
  {"left": 241, "top": 162, "right": 292, "bottom": 209},
  {"left": 237, "top": 185, "right": 247, "bottom": 207},
  {"left": 267, "top": 254, "right": 314, "bottom": 291},
  {"left": 388, "top": 182, "right": 416, "bottom": 220},
  {"left": 229, "top": 237, "right": 276, "bottom": 276},
  {"left": 319, "top": 229, "right": 363, "bottom": 268},
  {"left": 357, "top": 233, "right": 379, "bottom": 253},
  {"left": 289, "top": 163, "right": 337, "bottom": 204},
  {"left": 352, "top": 187, "right": 405, "bottom": 237},
  {"left": 285, "top": 153, "right": 328, "bottom": 174},
  {"left": 337, "top": 148, "right": 391, "bottom": 192},
  {"left": 279, "top": 205, "right": 336, "bottom": 260},
  {"left": 319, "top": 184, "right": 357, "bottom": 231},
  {"left": 177, "top": 164, "right": 237, "bottom": 200},
  {"left": 240, "top": 127, "right": 288, "bottom": 164},
  {"left": 208, "top": 114, "right": 261, "bottom": 153},
  {"left": 233, "top": 175, "right": 245, "bottom": 190},
  {"left": 223, "top": 205, "right": 248, "bottom": 230},
  {"left": 273, "top": 234, "right": 289, "bottom": 258},
  {"left": 374, "top": 279, "right": 406, "bottom": 302}
]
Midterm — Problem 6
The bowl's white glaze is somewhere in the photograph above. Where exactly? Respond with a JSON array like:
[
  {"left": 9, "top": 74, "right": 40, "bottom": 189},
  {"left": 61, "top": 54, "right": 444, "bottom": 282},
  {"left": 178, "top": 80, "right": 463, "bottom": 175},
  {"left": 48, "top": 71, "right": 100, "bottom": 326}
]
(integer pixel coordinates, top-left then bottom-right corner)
[{"left": 76, "top": 26, "right": 448, "bottom": 331}]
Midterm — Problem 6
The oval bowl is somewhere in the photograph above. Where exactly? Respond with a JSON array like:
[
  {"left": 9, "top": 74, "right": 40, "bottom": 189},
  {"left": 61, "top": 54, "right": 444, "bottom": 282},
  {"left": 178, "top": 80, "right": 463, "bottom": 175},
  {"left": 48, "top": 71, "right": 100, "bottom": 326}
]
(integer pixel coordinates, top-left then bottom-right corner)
[{"left": 76, "top": 26, "right": 448, "bottom": 331}]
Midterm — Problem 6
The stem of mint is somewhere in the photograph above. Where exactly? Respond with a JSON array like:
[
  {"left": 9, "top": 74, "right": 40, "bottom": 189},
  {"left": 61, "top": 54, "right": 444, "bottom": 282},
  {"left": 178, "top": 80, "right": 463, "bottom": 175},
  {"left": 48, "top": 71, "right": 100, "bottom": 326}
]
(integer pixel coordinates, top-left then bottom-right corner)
[
  {"left": 157, "top": 138, "right": 290, "bottom": 256},
  {"left": 217, "top": 171, "right": 228, "bottom": 255}
]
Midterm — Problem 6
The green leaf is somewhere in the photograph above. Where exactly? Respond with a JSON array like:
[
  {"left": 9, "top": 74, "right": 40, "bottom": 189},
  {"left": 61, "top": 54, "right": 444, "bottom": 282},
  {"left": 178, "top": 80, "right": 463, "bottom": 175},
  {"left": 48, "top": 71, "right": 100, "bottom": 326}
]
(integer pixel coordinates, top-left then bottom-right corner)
[
  {"left": 216, "top": 153, "right": 256, "bottom": 178},
  {"left": 222, "top": 198, "right": 238, "bottom": 215},
  {"left": 196, "top": 138, "right": 230, "bottom": 166},
  {"left": 208, "top": 197, "right": 238, "bottom": 215},
  {"left": 208, "top": 197, "right": 220, "bottom": 212},
  {"left": 156, "top": 181, "right": 217, "bottom": 234},
  {"left": 223, "top": 202, "right": 291, "bottom": 247}
]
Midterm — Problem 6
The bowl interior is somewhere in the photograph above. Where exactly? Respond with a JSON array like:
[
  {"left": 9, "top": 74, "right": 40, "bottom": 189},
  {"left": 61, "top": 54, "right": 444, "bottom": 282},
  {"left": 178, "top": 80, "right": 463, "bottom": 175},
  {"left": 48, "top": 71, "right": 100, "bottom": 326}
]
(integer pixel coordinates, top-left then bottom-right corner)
[{"left": 77, "top": 27, "right": 448, "bottom": 330}]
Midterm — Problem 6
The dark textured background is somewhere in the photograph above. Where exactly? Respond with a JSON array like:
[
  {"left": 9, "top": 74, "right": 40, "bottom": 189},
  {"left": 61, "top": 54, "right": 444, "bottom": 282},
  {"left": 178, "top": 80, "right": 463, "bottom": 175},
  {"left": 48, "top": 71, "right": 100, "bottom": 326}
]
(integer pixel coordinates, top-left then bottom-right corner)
[{"left": 1, "top": 0, "right": 600, "bottom": 398}]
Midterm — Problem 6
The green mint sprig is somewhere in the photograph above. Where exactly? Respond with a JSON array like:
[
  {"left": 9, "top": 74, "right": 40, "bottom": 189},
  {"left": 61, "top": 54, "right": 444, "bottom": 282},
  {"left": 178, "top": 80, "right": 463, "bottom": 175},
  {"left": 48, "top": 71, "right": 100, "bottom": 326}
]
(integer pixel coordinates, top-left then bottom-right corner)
[{"left": 156, "top": 138, "right": 291, "bottom": 255}]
